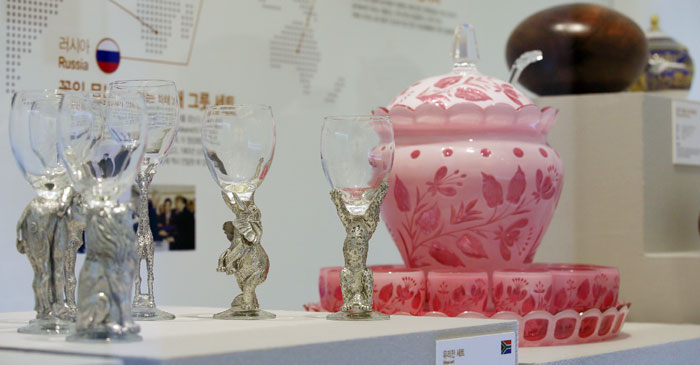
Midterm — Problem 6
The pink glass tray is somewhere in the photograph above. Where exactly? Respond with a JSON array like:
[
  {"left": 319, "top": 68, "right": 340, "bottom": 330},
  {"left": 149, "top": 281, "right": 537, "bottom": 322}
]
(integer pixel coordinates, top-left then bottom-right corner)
[{"left": 303, "top": 302, "right": 630, "bottom": 347}]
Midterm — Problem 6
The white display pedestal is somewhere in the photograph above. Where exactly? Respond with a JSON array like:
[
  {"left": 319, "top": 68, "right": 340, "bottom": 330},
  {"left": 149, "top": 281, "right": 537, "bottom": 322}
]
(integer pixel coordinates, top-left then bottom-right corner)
[
  {"left": 3, "top": 306, "right": 700, "bottom": 364},
  {"left": 519, "top": 322, "right": 700, "bottom": 365},
  {"left": 0, "top": 306, "right": 517, "bottom": 364}
]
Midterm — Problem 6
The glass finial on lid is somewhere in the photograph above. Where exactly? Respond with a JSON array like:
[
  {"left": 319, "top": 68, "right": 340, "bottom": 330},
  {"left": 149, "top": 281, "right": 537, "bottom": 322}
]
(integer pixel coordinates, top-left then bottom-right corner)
[{"left": 452, "top": 24, "right": 479, "bottom": 70}]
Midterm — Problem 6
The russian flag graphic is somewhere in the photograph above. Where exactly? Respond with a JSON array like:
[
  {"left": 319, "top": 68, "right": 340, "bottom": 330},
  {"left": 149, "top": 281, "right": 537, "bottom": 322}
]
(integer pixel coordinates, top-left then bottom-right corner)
[{"left": 96, "top": 38, "right": 120, "bottom": 74}]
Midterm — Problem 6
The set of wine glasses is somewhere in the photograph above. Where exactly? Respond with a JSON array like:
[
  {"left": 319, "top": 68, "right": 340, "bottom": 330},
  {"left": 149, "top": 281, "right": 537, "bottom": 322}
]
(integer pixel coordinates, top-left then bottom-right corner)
[{"left": 9, "top": 80, "right": 395, "bottom": 342}]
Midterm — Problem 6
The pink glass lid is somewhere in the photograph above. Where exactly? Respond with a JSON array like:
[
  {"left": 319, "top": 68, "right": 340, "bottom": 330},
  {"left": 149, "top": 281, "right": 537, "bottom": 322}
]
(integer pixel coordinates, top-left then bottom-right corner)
[{"left": 387, "top": 24, "right": 533, "bottom": 111}]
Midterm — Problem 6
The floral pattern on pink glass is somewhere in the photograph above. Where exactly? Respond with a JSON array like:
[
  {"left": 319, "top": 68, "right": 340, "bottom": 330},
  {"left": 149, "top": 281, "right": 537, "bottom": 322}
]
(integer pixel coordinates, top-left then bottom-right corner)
[
  {"left": 390, "top": 73, "right": 533, "bottom": 111},
  {"left": 373, "top": 274, "right": 426, "bottom": 316},
  {"left": 550, "top": 270, "right": 596, "bottom": 314},
  {"left": 388, "top": 163, "right": 562, "bottom": 269},
  {"left": 427, "top": 271, "right": 488, "bottom": 316},
  {"left": 493, "top": 271, "right": 552, "bottom": 316}
]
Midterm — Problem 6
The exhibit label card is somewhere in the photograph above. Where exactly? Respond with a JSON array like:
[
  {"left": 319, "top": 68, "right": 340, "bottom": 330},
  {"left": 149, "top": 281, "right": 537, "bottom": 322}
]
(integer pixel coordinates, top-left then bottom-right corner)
[
  {"left": 672, "top": 100, "right": 700, "bottom": 166},
  {"left": 435, "top": 332, "right": 516, "bottom": 365}
]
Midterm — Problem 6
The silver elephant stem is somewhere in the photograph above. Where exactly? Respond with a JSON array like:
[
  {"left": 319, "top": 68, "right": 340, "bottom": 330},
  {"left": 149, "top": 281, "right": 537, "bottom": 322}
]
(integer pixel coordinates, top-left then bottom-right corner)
[
  {"left": 16, "top": 187, "right": 84, "bottom": 334},
  {"left": 134, "top": 168, "right": 155, "bottom": 306},
  {"left": 327, "top": 181, "right": 389, "bottom": 321},
  {"left": 214, "top": 190, "right": 275, "bottom": 320},
  {"left": 68, "top": 203, "right": 141, "bottom": 342}
]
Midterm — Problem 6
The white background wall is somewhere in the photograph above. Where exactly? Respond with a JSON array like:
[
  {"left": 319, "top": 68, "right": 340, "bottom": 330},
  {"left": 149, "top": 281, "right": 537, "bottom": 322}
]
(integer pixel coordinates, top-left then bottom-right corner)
[{"left": 1, "top": 0, "right": 696, "bottom": 314}]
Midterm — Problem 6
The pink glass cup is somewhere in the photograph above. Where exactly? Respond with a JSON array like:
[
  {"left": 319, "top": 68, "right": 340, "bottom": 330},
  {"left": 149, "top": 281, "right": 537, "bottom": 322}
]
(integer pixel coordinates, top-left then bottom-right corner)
[
  {"left": 427, "top": 270, "right": 489, "bottom": 316},
  {"left": 590, "top": 266, "right": 619, "bottom": 310},
  {"left": 492, "top": 269, "right": 552, "bottom": 316},
  {"left": 372, "top": 266, "right": 426, "bottom": 315},
  {"left": 547, "top": 267, "right": 598, "bottom": 313},
  {"left": 319, "top": 266, "right": 344, "bottom": 312},
  {"left": 319, "top": 265, "right": 425, "bottom": 315},
  {"left": 538, "top": 263, "right": 620, "bottom": 311}
]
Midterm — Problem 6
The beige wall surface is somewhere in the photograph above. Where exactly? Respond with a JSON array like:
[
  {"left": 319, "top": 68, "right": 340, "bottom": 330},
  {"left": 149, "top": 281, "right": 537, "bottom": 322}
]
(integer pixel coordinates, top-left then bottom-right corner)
[{"left": 537, "top": 93, "right": 700, "bottom": 323}]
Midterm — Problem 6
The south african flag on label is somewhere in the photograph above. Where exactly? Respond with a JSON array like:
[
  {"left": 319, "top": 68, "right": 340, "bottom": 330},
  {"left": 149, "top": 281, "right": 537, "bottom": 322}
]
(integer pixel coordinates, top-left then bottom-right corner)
[{"left": 501, "top": 340, "right": 512, "bottom": 354}]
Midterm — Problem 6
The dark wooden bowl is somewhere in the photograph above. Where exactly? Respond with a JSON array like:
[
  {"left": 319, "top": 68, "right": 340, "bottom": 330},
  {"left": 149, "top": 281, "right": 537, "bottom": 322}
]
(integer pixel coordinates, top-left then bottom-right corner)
[{"left": 506, "top": 3, "right": 648, "bottom": 95}]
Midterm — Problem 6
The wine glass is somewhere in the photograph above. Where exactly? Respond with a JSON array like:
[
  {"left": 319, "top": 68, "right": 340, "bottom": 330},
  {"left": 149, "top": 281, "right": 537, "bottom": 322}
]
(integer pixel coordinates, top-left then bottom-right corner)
[
  {"left": 320, "top": 115, "right": 394, "bottom": 320},
  {"left": 9, "top": 90, "right": 78, "bottom": 334},
  {"left": 58, "top": 91, "right": 148, "bottom": 342},
  {"left": 108, "top": 79, "right": 179, "bottom": 321},
  {"left": 202, "top": 104, "right": 276, "bottom": 320}
]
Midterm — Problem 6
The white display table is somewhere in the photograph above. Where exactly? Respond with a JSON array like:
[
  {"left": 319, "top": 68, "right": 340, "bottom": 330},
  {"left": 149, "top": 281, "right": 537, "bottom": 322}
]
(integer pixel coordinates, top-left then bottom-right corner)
[
  {"left": 4, "top": 306, "right": 699, "bottom": 364},
  {"left": 0, "top": 306, "right": 517, "bottom": 364}
]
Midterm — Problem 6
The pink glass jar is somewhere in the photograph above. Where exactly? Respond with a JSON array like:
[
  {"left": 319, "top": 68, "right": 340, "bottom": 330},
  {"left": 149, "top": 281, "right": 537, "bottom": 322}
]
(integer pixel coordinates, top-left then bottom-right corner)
[
  {"left": 376, "top": 25, "right": 563, "bottom": 272},
  {"left": 426, "top": 269, "right": 489, "bottom": 316}
]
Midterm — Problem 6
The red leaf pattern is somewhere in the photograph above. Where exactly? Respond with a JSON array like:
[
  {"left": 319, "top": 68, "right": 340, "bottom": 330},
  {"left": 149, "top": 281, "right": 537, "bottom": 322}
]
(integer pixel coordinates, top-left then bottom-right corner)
[
  {"left": 481, "top": 172, "right": 503, "bottom": 208},
  {"left": 429, "top": 243, "right": 464, "bottom": 267},
  {"left": 435, "top": 166, "right": 448, "bottom": 181},
  {"left": 412, "top": 292, "right": 422, "bottom": 310},
  {"left": 455, "top": 87, "right": 492, "bottom": 102},
  {"left": 554, "top": 288, "right": 567, "bottom": 312},
  {"left": 494, "top": 282, "right": 504, "bottom": 300},
  {"left": 432, "top": 296, "right": 441, "bottom": 312},
  {"left": 577, "top": 279, "right": 590, "bottom": 301},
  {"left": 535, "top": 169, "right": 556, "bottom": 201},
  {"left": 416, "top": 204, "right": 440, "bottom": 234},
  {"left": 394, "top": 175, "right": 411, "bottom": 212},
  {"left": 452, "top": 285, "right": 466, "bottom": 302},
  {"left": 603, "top": 292, "right": 614, "bottom": 308},
  {"left": 378, "top": 283, "right": 393, "bottom": 302},
  {"left": 470, "top": 282, "right": 487, "bottom": 307},
  {"left": 506, "top": 166, "right": 526, "bottom": 204},
  {"left": 434, "top": 75, "right": 462, "bottom": 88},
  {"left": 502, "top": 84, "right": 523, "bottom": 107},
  {"left": 456, "top": 234, "right": 488, "bottom": 259}
]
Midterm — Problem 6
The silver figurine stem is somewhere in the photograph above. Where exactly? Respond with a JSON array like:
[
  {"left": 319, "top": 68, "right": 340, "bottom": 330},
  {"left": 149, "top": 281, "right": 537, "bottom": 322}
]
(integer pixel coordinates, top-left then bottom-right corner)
[
  {"left": 328, "top": 181, "right": 389, "bottom": 320},
  {"left": 16, "top": 188, "right": 84, "bottom": 334},
  {"left": 134, "top": 168, "right": 155, "bottom": 306},
  {"left": 55, "top": 188, "right": 85, "bottom": 318},
  {"left": 214, "top": 191, "right": 275, "bottom": 320},
  {"left": 131, "top": 167, "right": 175, "bottom": 321},
  {"left": 68, "top": 203, "right": 141, "bottom": 342}
]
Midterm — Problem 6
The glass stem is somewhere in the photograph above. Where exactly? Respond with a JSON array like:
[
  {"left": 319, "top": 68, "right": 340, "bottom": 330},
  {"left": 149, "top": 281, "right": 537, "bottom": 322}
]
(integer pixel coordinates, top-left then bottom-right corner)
[{"left": 135, "top": 169, "right": 155, "bottom": 305}]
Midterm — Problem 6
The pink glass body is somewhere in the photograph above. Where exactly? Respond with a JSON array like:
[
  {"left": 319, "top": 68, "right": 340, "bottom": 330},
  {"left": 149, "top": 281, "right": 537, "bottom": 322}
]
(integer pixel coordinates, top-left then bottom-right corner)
[
  {"left": 374, "top": 104, "right": 563, "bottom": 272},
  {"left": 492, "top": 269, "right": 553, "bottom": 316},
  {"left": 319, "top": 265, "right": 425, "bottom": 315},
  {"left": 426, "top": 270, "right": 489, "bottom": 316}
]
